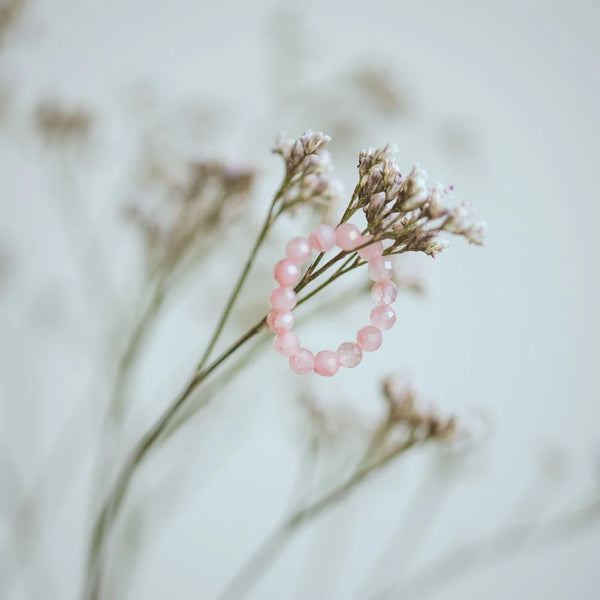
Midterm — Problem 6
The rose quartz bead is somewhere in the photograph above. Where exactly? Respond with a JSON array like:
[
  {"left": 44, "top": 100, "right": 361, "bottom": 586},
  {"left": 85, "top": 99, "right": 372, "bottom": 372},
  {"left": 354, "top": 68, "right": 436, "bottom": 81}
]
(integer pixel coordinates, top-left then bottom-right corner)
[
  {"left": 267, "top": 309, "right": 294, "bottom": 334},
  {"left": 367, "top": 256, "right": 393, "bottom": 281},
  {"left": 335, "top": 223, "right": 361, "bottom": 251},
  {"left": 269, "top": 286, "right": 297, "bottom": 311},
  {"left": 308, "top": 224, "right": 336, "bottom": 252},
  {"left": 274, "top": 259, "right": 301, "bottom": 286},
  {"left": 357, "top": 325, "right": 383, "bottom": 352},
  {"left": 371, "top": 281, "right": 398, "bottom": 305},
  {"left": 337, "top": 342, "right": 362, "bottom": 368},
  {"left": 358, "top": 235, "right": 384, "bottom": 261},
  {"left": 273, "top": 331, "right": 300, "bottom": 356},
  {"left": 286, "top": 236, "right": 311, "bottom": 262},
  {"left": 370, "top": 305, "right": 396, "bottom": 330},
  {"left": 314, "top": 350, "right": 340, "bottom": 377},
  {"left": 289, "top": 348, "right": 315, "bottom": 375}
]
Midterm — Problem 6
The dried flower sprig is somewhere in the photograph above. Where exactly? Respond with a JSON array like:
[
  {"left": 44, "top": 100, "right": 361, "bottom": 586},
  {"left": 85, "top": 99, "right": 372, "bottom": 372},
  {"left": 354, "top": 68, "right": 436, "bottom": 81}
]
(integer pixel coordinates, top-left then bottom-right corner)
[
  {"left": 126, "top": 157, "right": 256, "bottom": 272},
  {"left": 82, "top": 131, "right": 484, "bottom": 600},
  {"left": 197, "top": 130, "right": 339, "bottom": 368},
  {"left": 273, "top": 130, "right": 342, "bottom": 211},
  {"left": 218, "top": 375, "right": 474, "bottom": 600},
  {"left": 0, "top": 0, "right": 24, "bottom": 47},
  {"left": 382, "top": 375, "right": 457, "bottom": 442},
  {"left": 34, "top": 99, "right": 94, "bottom": 145},
  {"left": 103, "top": 157, "right": 257, "bottom": 429},
  {"left": 343, "top": 146, "right": 487, "bottom": 255}
]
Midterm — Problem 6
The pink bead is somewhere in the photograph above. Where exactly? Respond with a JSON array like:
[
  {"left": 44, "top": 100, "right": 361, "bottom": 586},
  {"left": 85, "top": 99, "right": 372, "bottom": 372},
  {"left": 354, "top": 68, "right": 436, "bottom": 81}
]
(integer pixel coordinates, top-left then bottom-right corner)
[
  {"left": 273, "top": 331, "right": 300, "bottom": 356},
  {"left": 267, "top": 309, "right": 294, "bottom": 334},
  {"left": 370, "top": 305, "right": 396, "bottom": 330},
  {"left": 358, "top": 235, "right": 384, "bottom": 261},
  {"left": 274, "top": 259, "right": 301, "bottom": 286},
  {"left": 308, "top": 224, "right": 336, "bottom": 252},
  {"left": 269, "top": 286, "right": 297, "bottom": 311},
  {"left": 367, "top": 256, "right": 393, "bottom": 281},
  {"left": 337, "top": 342, "right": 362, "bottom": 368},
  {"left": 286, "top": 237, "right": 311, "bottom": 262},
  {"left": 314, "top": 350, "right": 340, "bottom": 377},
  {"left": 357, "top": 325, "right": 383, "bottom": 352},
  {"left": 289, "top": 348, "right": 315, "bottom": 375},
  {"left": 335, "top": 223, "right": 361, "bottom": 251},
  {"left": 371, "top": 281, "right": 398, "bottom": 305}
]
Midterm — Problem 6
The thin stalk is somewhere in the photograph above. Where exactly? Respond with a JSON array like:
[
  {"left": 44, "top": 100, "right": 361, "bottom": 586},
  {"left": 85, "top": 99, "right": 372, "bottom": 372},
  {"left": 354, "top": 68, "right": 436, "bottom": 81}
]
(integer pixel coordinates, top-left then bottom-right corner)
[
  {"left": 163, "top": 280, "right": 372, "bottom": 442},
  {"left": 296, "top": 260, "right": 363, "bottom": 308},
  {"left": 82, "top": 197, "right": 384, "bottom": 600},
  {"left": 106, "top": 191, "right": 229, "bottom": 422},
  {"left": 108, "top": 273, "right": 168, "bottom": 421},
  {"left": 197, "top": 184, "right": 287, "bottom": 371},
  {"left": 218, "top": 435, "right": 419, "bottom": 600},
  {"left": 373, "top": 497, "right": 600, "bottom": 600},
  {"left": 340, "top": 180, "right": 363, "bottom": 223},
  {"left": 83, "top": 316, "right": 268, "bottom": 600}
]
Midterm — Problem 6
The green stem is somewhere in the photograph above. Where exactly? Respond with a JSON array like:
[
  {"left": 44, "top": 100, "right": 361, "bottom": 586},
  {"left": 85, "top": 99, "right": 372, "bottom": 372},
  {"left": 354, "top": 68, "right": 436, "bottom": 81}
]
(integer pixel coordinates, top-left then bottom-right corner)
[
  {"left": 109, "top": 274, "right": 168, "bottom": 421},
  {"left": 296, "top": 259, "right": 363, "bottom": 308},
  {"left": 83, "top": 179, "right": 291, "bottom": 599},
  {"left": 82, "top": 187, "right": 381, "bottom": 600},
  {"left": 83, "top": 315, "right": 268, "bottom": 600},
  {"left": 218, "top": 435, "right": 419, "bottom": 600},
  {"left": 197, "top": 187, "right": 286, "bottom": 371}
]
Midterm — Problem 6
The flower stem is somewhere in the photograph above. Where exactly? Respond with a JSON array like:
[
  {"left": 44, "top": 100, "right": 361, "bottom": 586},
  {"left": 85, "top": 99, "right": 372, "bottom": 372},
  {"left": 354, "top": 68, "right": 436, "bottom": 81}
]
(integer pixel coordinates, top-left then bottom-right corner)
[
  {"left": 217, "top": 435, "right": 419, "bottom": 600},
  {"left": 82, "top": 315, "right": 269, "bottom": 600},
  {"left": 83, "top": 177, "right": 294, "bottom": 600},
  {"left": 82, "top": 182, "right": 371, "bottom": 600},
  {"left": 196, "top": 183, "right": 287, "bottom": 371}
]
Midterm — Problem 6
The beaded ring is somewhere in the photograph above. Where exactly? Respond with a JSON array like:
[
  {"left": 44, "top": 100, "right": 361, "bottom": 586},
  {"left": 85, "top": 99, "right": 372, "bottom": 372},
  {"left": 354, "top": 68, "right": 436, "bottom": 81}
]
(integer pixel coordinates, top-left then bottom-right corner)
[{"left": 267, "top": 223, "right": 398, "bottom": 377}]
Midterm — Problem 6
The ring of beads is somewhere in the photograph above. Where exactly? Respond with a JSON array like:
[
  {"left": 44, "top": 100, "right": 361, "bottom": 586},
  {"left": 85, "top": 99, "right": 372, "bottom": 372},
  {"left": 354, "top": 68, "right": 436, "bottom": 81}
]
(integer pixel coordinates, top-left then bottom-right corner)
[{"left": 268, "top": 223, "right": 398, "bottom": 377}]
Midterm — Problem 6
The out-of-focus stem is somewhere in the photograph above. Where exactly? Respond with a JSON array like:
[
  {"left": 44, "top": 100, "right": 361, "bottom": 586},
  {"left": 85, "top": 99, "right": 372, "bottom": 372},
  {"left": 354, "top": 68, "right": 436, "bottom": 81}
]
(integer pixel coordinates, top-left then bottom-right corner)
[
  {"left": 162, "top": 280, "right": 372, "bottom": 442},
  {"left": 197, "top": 182, "right": 289, "bottom": 371},
  {"left": 373, "top": 497, "right": 600, "bottom": 600},
  {"left": 217, "top": 435, "right": 419, "bottom": 600},
  {"left": 108, "top": 273, "right": 168, "bottom": 421},
  {"left": 83, "top": 314, "right": 268, "bottom": 600},
  {"left": 82, "top": 198, "right": 371, "bottom": 600}
]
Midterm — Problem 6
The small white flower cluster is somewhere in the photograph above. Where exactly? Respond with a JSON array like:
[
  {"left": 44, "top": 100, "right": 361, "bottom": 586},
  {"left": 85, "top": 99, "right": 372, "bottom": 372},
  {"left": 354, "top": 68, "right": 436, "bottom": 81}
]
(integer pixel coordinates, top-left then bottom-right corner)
[
  {"left": 274, "top": 130, "right": 332, "bottom": 177},
  {"left": 348, "top": 144, "right": 487, "bottom": 257},
  {"left": 442, "top": 202, "right": 488, "bottom": 245},
  {"left": 358, "top": 143, "right": 399, "bottom": 177},
  {"left": 274, "top": 131, "right": 343, "bottom": 211}
]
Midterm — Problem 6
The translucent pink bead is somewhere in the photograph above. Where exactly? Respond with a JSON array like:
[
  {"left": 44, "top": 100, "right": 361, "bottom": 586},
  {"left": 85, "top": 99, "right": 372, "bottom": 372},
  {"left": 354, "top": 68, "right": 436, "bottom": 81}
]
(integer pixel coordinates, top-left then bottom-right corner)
[
  {"left": 308, "top": 224, "right": 336, "bottom": 252},
  {"left": 269, "top": 286, "right": 297, "bottom": 311},
  {"left": 357, "top": 325, "right": 383, "bottom": 352},
  {"left": 371, "top": 281, "right": 398, "bottom": 305},
  {"left": 267, "top": 309, "right": 294, "bottom": 334},
  {"left": 367, "top": 256, "right": 393, "bottom": 281},
  {"left": 273, "top": 331, "right": 300, "bottom": 356},
  {"left": 335, "top": 223, "right": 361, "bottom": 251},
  {"left": 274, "top": 259, "right": 301, "bottom": 286},
  {"left": 286, "top": 237, "right": 311, "bottom": 262},
  {"left": 358, "top": 235, "right": 384, "bottom": 261},
  {"left": 314, "top": 350, "right": 340, "bottom": 377},
  {"left": 337, "top": 342, "right": 362, "bottom": 368},
  {"left": 370, "top": 305, "right": 396, "bottom": 330},
  {"left": 289, "top": 348, "right": 315, "bottom": 375}
]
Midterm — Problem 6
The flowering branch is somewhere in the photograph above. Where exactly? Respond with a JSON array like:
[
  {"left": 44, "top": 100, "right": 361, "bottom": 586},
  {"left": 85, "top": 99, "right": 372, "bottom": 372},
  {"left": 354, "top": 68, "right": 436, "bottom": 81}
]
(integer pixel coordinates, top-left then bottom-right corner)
[
  {"left": 217, "top": 377, "right": 463, "bottom": 600},
  {"left": 82, "top": 131, "right": 485, "bottom": 600}
]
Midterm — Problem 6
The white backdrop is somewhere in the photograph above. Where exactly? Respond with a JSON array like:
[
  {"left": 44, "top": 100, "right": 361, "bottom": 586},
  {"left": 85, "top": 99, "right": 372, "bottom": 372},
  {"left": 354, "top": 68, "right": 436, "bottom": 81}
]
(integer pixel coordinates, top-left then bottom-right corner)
[{"left": 1, "top": 0, "right": 599, "bottom": 599}]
